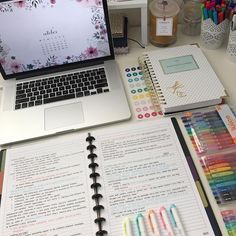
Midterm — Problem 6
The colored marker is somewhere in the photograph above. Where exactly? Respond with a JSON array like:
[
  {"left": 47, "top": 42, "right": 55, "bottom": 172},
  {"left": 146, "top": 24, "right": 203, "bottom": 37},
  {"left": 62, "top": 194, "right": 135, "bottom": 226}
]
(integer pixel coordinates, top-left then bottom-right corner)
[
  {"left": 148, "top": 210, "right": 162, "bottom": 236},
  {"left": 160, "top": 207, "right": 175, "bottom": 236},
  {"left": 123, "top": 217, "right": 134, "bottom": 236},
  {"left": 136, "top": 214, "right": 147, "bottom": 236},
  {"left": 169, "top": 205, "right": 186, "bottom": 236}
]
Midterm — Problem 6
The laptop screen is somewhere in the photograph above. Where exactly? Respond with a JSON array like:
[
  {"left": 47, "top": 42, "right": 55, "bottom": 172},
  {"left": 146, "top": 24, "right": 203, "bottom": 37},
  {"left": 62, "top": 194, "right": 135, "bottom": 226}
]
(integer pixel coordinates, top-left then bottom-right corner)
[{"left": 0, "top": 0, "right": 114, "bottom": 79}]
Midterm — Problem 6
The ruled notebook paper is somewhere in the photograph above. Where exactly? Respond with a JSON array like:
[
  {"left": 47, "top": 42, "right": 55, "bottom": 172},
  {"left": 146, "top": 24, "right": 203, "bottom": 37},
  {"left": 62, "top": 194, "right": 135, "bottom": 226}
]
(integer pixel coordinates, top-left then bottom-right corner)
[
  {"left": 94, "top": 119, "right": 216, "bottom": 236},
  {"left": 0, "top": 119, "right": 218, "bottom": 236},
  {"left": 140, "top": 45, "right": 226, "bottom": 114}
]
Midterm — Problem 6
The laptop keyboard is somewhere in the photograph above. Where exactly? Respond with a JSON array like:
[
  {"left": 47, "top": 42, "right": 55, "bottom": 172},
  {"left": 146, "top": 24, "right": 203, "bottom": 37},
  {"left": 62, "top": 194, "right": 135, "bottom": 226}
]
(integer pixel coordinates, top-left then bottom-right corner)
[{"left": 15, "top": 68, "right": 109, "bottom": 110}]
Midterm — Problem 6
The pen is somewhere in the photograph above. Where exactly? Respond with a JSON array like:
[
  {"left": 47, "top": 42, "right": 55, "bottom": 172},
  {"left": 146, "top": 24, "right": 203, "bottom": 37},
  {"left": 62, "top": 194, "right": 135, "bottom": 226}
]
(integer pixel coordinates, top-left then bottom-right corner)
[
  {"left": 123, "top": 217, "right": 134, "bottom": 236},
  {"left": 148, "top": 209, "right": 162, "bottom": 236},
  {"left": 136, "top": 213, "right": 148, "bottom": 236},
  {"left": 169, "top": 204, "right": 186, "bottom": 236},
  {"left": 160, "top": 207, "right": 175, "bottom": 236}
]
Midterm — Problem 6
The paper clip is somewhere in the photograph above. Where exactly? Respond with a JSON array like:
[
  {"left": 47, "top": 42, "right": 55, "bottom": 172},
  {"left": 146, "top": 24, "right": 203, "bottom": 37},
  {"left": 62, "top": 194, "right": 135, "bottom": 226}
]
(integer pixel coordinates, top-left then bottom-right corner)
[
  {"left": 123, "top": 217, "right": 134, "bottom": 236},
  {"left": 159, "top": 206, "right": 175, "bottom": 236},
  {"left": 147, "top": 209, "right": 162, "bottom": 236},
  {"left": 169, "top": 204, "right": 186, "bottom": 236},
  {"left": 136, "top": 213, "right": 148, "bottom": 236}
]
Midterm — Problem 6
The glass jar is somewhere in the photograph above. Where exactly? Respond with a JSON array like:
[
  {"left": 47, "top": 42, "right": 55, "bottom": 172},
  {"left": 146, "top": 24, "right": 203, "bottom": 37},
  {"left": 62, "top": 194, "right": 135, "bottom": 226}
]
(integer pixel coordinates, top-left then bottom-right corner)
[
  {"left": 149, "top": 0, "right": 180, "bottom": 47},
  {"left": 182, "top": 0, "right": 201, "bottom": 36}
]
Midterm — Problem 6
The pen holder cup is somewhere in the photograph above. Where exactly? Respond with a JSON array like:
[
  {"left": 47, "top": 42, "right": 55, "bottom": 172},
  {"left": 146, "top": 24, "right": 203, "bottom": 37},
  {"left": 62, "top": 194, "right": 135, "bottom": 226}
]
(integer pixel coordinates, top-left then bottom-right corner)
[
  {"left": 226, "top": 28, "right": 236, "bottom": 62},
  {"left": 200, "top": 18, "right": 229, "bottom": 50}
]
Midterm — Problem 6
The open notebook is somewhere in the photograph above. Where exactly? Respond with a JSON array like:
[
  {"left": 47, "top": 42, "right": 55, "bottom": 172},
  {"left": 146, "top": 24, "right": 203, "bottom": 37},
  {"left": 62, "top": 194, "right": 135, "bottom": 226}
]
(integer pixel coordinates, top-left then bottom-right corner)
[
  {"left": 0, "top": 118, "right": 221, "bottom": 236},
  {"left": 139, "top": 45, "right": 227, "bottom": 115}
]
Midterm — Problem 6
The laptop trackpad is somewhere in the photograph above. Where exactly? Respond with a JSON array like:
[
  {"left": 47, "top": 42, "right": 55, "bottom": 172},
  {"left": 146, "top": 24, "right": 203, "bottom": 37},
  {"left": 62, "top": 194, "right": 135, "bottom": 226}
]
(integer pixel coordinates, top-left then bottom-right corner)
[{"left": 44, "top": 102, "right": 84, "bottom": 130}]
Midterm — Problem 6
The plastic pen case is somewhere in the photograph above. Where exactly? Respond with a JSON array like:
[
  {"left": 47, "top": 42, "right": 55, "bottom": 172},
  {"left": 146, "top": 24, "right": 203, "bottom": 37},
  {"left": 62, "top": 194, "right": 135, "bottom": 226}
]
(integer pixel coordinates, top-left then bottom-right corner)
[
  {"left": 201, "top": 150, "right": 236, "bottom": 204},
  {"left": 181, "top": 105, "right": 236, "bottom": 155}
]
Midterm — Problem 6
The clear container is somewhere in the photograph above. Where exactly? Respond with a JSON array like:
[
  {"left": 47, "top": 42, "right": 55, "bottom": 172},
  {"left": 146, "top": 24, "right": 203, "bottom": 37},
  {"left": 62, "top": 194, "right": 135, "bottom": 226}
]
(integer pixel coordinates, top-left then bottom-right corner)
[
  {"left": 182, "top": 0, "right": 201, "bottom": 36},
  {"left": 149, "top": 0, "right": 180, "bottom": 47}
]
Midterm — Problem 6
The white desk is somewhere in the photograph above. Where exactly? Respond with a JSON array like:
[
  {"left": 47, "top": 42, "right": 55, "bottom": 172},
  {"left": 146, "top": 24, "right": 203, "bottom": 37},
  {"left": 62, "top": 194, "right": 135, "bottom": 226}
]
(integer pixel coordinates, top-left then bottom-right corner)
[
  {"left": 115, "top": 26, "right": 236, "bottom": 236},
  {"left": 0, "top": 26, "right": 235, "bottom": 236}
]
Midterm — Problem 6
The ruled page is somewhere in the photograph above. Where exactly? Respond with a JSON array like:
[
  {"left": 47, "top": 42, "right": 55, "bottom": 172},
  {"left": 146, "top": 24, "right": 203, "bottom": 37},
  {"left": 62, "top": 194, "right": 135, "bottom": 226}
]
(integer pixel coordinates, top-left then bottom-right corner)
[
  {"left": 0, "top": 134, "right": 96, "bottom": 236},
  {"left": 94, "top": 118, "right": 216, "bottom": 236}
]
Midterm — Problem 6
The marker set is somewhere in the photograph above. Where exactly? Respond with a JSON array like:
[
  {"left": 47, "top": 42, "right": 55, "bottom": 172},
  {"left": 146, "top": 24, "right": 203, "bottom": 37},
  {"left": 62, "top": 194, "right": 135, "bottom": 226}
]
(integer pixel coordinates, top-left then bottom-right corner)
[
  {"left": 202, "top": 150, "right": 236, "bottom": 204},
  {"left": 181, "top": 105, "right": 236, "bottom": 205},
  {"left": 221, "top": 209, "right": 236, "bottom": 236},
  {"left": 123, "top": 204, "right": 185, "bottom": 236},
  {"left": 123, "top": 66, "right": 163, "bottom": 120},
  {"left": 181, "top": 108, "right": 236, "bottom": 155}
]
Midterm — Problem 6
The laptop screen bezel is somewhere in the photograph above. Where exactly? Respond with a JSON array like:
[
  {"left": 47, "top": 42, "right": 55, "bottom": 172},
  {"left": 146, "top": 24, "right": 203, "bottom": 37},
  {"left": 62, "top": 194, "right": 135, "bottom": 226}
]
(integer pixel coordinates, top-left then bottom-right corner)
[{"left": 0, "top": 0, "right": 115, "bottom": 80}]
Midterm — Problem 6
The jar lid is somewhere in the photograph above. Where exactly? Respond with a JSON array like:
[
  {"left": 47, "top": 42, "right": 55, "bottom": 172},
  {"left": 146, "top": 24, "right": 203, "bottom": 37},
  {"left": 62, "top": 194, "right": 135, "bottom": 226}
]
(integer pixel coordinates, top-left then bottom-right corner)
[{"left": 149, "top": 0, "right": 180, "bottom": 18}]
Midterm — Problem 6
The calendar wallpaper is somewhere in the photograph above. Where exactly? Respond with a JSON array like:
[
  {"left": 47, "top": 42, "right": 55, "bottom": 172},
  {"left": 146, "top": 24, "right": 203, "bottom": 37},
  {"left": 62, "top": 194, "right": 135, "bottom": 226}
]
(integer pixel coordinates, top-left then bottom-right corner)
[{"left": 0, "top": 0, "right": 110, "bottom": 75}]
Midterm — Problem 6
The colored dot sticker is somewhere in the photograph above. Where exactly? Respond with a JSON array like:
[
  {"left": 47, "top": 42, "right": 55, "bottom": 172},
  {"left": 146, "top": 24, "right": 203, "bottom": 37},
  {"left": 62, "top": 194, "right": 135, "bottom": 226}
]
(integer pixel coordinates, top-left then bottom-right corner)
[
  {"left": 145, "top": 113, "right": 151, "bottom": 118},
  {"left": 133, "top": 72, "right": 138, "bottom": 76},
  {"left": 127, "top": 73, "right": 132, "bottom": 77},
  {"left": 139, "top": 71, "right": 143, "bottom": 75},
  {"left": 128, "top": 79, "right": 133, "bottom": 83},
  {"left": 139, "top": 94, "right": 145, "bottom": 99},
  {"left": 134, "top": 77, "right": 139, "bottom": 82},
  {"left": 138, "top": 114, "right": 144, "bottom": 119},
  {"left": 152, "top": 112, "right": 157, "bottom": 116},
  {"left": 143, "top": 106, "right": 148, "bottom": 111},
  {"left": 136, "top": 108, "right": 142, "bottom": 112},
  {"left": 131, "top": 67, "right": 136, "bottom": 71},
  {"left": 144, "top": 87, "right": 149, "bottom": 92},
  {"left": 129, "top": 84, "right": 135, "bottom": 88},
  {"left": 125, "top": 68, "right": 130, "bottom": 72},
  {"left": 137, "top": 89, "right": 143, "bottom": 93},
  {"left": 131, "top": 90, "right": 136, "bottom": 94},
  {"left": 133, "top": 95, "right": 138, "bottom": 100}
]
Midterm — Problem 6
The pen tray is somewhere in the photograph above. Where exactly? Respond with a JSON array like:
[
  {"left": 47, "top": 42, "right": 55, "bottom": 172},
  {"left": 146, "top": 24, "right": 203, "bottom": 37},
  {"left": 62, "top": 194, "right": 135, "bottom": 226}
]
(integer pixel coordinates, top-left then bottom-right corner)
[{"left": 181, "top": 105, "right": 236, "bottom": 204}]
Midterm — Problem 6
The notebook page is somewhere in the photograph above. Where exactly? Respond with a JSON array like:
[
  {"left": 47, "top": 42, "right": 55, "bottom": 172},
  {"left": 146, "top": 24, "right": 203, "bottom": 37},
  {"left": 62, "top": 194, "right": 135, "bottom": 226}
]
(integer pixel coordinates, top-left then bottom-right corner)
[
  {"left": 0, "top": 134, "right": 96, "bottom": 236},
  {"left": 94, "top": 118, "right": 216, "bottom": 236}
]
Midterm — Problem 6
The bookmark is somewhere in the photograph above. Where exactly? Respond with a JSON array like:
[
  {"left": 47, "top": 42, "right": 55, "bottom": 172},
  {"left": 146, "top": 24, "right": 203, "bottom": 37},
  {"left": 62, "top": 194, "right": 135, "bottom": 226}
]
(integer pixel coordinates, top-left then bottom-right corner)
[
  {"left": 159, "top": 207, "right": 175, "bottom": 236},
  {"left": 123, "top": 217, "right": 134, "bottom": 236},
  {"left": 136, "top": 213, "right": 148, "bottom": 236},
  {"left": 169, "top": 205, "right": 186, "bottom": 236},
  {"left": 147, "top": 210, "right": 162, "bottom": 236}
]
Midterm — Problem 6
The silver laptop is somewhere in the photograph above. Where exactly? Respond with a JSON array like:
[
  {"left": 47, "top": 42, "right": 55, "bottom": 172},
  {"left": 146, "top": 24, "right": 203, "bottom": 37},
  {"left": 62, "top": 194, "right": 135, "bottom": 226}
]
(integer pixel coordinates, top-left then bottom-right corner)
[{"left": 0, "top": 0, "right": 131, "bottom": 145}]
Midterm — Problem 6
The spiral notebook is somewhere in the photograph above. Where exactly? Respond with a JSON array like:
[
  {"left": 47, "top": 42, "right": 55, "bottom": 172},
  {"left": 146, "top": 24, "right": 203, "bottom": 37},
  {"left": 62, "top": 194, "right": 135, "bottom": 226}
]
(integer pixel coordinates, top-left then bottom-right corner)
[
  {"left": 139, "top": 45, "right": 227, "bottom": 115},
  {"left": 0, "top": 118, "right": 221, "bottom": 236}
]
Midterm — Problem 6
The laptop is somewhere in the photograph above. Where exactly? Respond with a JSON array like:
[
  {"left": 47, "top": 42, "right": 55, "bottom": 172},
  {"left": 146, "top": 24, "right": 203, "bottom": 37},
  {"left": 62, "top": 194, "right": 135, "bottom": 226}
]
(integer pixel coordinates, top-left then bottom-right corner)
[{"left": 0, "top": 0, "right": 131, "bottom": 145}]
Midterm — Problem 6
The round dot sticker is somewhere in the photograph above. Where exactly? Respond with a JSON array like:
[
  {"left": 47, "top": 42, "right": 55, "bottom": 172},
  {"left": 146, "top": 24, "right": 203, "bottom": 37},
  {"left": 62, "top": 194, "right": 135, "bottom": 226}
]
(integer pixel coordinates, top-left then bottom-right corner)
[
  {"left": 143, "top": 106, "right": 148, "bottom": 111},
  {"left": 131, "top": 67, "right": 136, "bottom": 71},
  {"left": 145, "top": 113, "right": 150, "bottom": 118},
  {"left": 152, "top": 112, "right": 157, "bottom": 116},
  {"left": 137, "top": 89, "right": 143, "bottom": 93},
  {"left": 128, "top": 79, "right": 133, "bottom": 83},
  {"left": 131, "top": 90, "right": 136, "bottom": 94},
  {"left": 138, "top": 114, "right": 144, "bottom": 119},
  {"left": 133, "top": 72, "right": 138, "bottom": 76},
  {"left": 134, "top": 78, "right": 139, "bottom": 82},
  {"left": 136, "top": 108, "right": 142, "bottom": 112},
  {"left": 127, "top": 73, "right": 132, "bottom": 77},
  {"left": 125, "top": 68, "right": 130, "bottom": 72}
]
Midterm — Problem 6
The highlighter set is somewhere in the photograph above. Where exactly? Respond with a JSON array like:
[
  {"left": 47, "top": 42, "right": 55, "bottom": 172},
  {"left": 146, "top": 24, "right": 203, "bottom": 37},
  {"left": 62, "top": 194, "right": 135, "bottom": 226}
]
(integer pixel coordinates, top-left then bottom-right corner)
[
  {"left": 181, "top": 104, "right": 236, "bottom": 235},
  {"left": 123, "top": 204, "right": 185, "bottom": 236},
  {"left": 181, "top": 104, "right": 236, "bottom": 205}
]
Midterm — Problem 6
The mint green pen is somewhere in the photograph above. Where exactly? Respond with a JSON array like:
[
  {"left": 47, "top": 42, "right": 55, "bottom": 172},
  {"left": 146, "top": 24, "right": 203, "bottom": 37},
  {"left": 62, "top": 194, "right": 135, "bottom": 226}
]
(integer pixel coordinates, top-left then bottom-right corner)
[{"left": 136, "top": 213, "right": 148, "bottom": 236}]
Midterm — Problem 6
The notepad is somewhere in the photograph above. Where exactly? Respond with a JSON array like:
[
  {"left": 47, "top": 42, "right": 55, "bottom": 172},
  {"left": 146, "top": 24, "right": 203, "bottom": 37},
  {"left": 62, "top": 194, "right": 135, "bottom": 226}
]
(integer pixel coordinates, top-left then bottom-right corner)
[
  {"left": 139, "top": 45, "right": 227, "bottom": 115},
  {"left": 0, "top": 119, "right": 221, "bottom": 236}
]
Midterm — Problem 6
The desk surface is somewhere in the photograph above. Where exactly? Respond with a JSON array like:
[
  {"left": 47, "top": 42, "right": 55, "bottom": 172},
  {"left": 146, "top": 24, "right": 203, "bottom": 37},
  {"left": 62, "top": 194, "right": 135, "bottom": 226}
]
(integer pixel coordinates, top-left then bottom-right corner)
[
  {"left": 116, "top": 27, "right": 236, "bottom": 236},
  {"left": 0, "top": 26, "right": 235, "bottom": 236}
]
